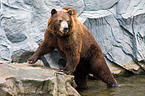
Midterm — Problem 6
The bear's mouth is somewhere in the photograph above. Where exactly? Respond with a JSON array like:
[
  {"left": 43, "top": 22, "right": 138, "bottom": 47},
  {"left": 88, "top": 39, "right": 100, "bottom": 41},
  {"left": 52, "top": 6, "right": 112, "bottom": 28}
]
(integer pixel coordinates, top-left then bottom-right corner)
[
  {"left": 60, "top": 28, "right": 69, "bottom": 34},
  {"left": 59, "top": 30, "right": 69, "bottom": 36},
  {"left": 60, "top": 27, "right": 69, "bottom": 34}
]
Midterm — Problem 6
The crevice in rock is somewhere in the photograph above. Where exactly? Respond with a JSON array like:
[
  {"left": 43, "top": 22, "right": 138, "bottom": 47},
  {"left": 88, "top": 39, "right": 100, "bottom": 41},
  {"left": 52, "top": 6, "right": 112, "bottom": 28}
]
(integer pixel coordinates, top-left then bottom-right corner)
[
  {"left": 1, "top": 2, "right": 19, "bottom": 10},
  {"left": 108, "top": 0, "right": 119, "bottom": 9},
  {"left": 131, "top": 16, "right": 138, "bottom": 60}
]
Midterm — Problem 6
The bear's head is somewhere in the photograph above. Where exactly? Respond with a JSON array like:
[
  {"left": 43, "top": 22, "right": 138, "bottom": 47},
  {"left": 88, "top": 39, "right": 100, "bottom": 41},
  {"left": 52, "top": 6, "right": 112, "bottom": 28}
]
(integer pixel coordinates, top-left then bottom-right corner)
[{"left": 48, "top": 8, "right": 75, "bottom": 37}]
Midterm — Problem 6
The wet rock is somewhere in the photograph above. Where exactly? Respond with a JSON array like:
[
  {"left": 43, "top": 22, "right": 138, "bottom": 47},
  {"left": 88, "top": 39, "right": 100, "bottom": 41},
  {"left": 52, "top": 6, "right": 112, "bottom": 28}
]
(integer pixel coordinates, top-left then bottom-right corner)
[{"left": 0, "top": 63, "right": 80, "bottom": 96}]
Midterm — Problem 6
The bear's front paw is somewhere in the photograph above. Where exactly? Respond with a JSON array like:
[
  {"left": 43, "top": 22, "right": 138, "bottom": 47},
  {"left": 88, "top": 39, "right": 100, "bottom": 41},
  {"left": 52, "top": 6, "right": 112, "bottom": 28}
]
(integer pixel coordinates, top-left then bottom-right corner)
[
  {"left": 27, "top": 57, "right": 38, "bottom": 64},
  {"left": 59, "top": 69, "right": 73, "bottom": 75}
]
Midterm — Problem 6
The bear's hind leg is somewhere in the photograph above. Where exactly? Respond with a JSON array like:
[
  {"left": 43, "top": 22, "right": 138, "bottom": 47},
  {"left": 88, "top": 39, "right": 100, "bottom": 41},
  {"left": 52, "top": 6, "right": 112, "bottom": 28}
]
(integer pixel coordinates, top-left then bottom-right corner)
[
  {"left": 74, "top": 73, "right": 88, "bottom": 89},
  {"left": 90, "top": 54, "right": 118, "bottom": 87},
  {"left": 74, "top": 65, "right": 89, "bottom": 89}
]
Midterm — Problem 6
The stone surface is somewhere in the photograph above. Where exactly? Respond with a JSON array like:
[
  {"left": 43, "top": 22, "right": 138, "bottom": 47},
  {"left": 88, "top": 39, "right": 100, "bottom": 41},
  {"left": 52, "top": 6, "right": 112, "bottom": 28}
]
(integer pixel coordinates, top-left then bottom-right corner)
[
  {"left": 115, "top": 0, "right": 145, "bottom": 61},
  {"left": 0, "top": 0, "right": 145, "bottom": 71},
  {"left": 84, "top": 0, "right": 119, "bottom": 11},
  {"left": 0, "top": 63, "right": 80, "bottom": 96}
]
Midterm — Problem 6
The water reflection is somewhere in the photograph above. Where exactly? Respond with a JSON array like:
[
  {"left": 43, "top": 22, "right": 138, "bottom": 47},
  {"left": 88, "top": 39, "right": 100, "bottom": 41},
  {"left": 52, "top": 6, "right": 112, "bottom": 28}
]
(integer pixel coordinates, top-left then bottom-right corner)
[{"left": 79, "top": 75, "right": 145, "bottom": 96}]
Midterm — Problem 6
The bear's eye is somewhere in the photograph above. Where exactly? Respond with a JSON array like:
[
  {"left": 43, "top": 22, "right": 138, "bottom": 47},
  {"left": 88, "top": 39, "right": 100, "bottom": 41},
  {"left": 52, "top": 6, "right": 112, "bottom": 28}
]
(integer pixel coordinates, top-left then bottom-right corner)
[{"left": 59, "top": 20, "right": 62, "bottom": 23}]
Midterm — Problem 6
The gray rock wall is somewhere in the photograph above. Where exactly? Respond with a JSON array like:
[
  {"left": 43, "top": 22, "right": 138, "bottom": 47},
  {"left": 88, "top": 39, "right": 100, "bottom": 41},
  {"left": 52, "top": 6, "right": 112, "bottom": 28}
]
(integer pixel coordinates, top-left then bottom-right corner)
[{"left": 0, "top": 0, "right": 145, "bottom": 70}]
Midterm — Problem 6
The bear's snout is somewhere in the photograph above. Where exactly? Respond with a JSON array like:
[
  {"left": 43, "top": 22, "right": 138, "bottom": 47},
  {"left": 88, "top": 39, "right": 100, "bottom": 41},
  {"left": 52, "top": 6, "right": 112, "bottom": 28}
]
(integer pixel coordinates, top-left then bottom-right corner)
[
  {"left": 60, "top": 21, "right": 69, "bottom": 33},
  {"left": 63, "top": 27, "right": 69, "bottom": 33}
]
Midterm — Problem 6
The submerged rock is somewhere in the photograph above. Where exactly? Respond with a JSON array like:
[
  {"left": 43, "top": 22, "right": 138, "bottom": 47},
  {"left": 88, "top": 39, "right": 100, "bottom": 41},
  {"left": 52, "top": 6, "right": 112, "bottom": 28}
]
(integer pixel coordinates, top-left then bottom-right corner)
[{"left": 0, "top": 63, "right": 80, "bottom": 96}]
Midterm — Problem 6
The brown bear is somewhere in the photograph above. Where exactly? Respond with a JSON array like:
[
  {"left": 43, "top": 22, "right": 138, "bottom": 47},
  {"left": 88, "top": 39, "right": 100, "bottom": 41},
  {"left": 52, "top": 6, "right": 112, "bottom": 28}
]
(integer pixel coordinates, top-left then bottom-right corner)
[{"left": 27, "top": 7, "right": 118, "bottom": 89}]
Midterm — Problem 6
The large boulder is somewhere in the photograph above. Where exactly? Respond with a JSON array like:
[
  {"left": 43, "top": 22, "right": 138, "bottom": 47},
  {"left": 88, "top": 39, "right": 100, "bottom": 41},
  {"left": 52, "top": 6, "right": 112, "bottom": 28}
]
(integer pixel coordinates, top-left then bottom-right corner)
[{"left": 0, "top": 63, "right": 80, "bottom": 96}]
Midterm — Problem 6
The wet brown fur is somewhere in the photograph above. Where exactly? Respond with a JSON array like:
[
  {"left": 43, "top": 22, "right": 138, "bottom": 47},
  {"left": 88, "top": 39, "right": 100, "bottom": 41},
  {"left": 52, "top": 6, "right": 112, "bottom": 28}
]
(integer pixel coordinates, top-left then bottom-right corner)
[{"left": 27, "top": 7, "right": 117, "bottom": 89}]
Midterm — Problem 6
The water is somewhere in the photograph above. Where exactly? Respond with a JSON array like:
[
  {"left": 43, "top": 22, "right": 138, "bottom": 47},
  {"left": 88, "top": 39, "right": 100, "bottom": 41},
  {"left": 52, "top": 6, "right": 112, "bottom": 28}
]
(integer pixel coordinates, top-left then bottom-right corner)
[{"left": 79, "top": 75, "right": 145, "bottom": 96}]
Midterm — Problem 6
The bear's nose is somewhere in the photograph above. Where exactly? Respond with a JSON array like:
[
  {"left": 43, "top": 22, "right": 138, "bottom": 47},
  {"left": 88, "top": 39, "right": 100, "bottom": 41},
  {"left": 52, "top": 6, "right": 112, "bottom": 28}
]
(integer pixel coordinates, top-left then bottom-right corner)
[{"left": 63, "top": 27, "right": 68, "bottom": 33}]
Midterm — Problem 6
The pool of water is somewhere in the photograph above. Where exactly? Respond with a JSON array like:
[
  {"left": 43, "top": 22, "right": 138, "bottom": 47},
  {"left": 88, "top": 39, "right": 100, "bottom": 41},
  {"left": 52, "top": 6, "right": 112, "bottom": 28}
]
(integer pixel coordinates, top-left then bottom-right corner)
[{"left": 79, "top": 75, "right": 145, "bottom": 96}]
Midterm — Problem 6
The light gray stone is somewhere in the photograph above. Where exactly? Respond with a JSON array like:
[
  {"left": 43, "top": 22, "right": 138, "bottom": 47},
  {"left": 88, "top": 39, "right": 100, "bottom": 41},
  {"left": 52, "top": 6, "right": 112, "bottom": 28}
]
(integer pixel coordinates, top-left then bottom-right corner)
[
  {"left": 84, "top": 0, "right": 119, "bottom": 11},
  {"left": 115, "top": 0, "right": 145, "bottom": 61},
  {"left": 0, "top": 15, "right": 11, "bottom": 61},
  {"left": 133, "top": 14, "right": 145, "bottom": 61},
  {"left": 79, "top": 10, "right": 133, "bottom": 66},
  {"left": 0, "top": 63, "right": 80, "bottom": 96}
]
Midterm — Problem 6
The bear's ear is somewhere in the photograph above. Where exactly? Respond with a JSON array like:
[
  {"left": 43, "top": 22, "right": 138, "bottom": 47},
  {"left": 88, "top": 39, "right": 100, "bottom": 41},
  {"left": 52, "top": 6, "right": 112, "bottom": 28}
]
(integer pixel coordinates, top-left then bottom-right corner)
[
  {"left": 67, "top": 9, "right": 73, "bottom": 15},
  {"left": 51, "top": 8, "right": 57, "bottom": 16}
]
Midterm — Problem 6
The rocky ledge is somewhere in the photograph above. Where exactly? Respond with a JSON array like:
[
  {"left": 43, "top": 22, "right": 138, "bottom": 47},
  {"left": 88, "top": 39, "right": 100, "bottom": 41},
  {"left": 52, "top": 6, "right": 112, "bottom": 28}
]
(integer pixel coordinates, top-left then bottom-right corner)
[{"left": 0, "top": 63, "right": 80, "bottom": 96}]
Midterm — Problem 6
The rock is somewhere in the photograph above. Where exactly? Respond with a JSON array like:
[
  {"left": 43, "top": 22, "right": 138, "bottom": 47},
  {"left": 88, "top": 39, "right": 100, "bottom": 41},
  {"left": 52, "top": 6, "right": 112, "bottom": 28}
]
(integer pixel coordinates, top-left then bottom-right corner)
[
  {"left": 0, "top": 63, "right": 80, "bottom": 96},
  {"left": 78, "top": 10, "right": 133, "bottom": 66},
  {"left": 78, "top": 0, "right": 145, "bottom": 72},
  {"left": 0, "top": 18, "right": 11, "bottom": 61},
  {"left": 115, "top": 0, "right": 145, "bottom": 61},
  {"left": 84, "top": 0, "right": 119, "bottom": 11},
  {"left": 0, "top": 0, "right": 145, "bottom": 73}
]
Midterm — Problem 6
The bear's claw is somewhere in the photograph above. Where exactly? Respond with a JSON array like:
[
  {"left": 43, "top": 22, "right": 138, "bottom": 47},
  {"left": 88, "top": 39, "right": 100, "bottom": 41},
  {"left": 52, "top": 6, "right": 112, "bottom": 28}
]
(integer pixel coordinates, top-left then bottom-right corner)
[{"left": 59, "top": 69, "right": 72, "bottom": 75}]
